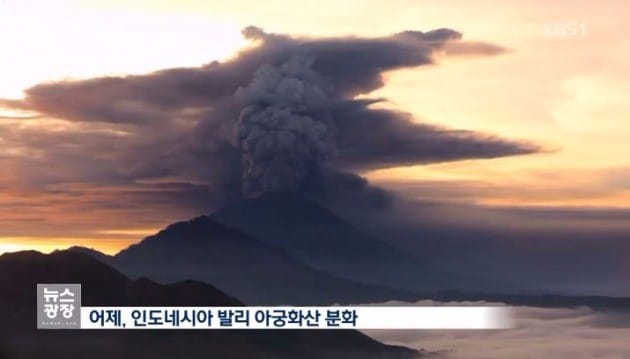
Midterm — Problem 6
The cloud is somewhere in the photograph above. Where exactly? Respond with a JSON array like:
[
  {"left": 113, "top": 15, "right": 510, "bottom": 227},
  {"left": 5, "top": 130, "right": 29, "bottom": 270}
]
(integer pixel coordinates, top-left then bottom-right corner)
[
  {"left": 364, "top": 300, "right": 630, "bottom": 359},
  {"left": 1, "top": 26, "right": 537, "bottom": 203},
  {"left": 234, "top": 54, "right": 335, "bottom": 195},
  {"left": 332, "top": 104, "right": 537, "bottom": 171},
  {"left": 0, "top": 181, "right": 220, "bottom": 238},
  {"left": 5, "top": 26, "right": 499, "bottom": 123}
]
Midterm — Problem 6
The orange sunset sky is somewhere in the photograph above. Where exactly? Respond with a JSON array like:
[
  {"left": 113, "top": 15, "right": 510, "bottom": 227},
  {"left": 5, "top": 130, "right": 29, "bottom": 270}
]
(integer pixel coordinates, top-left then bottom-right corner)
[{"left": 0, "top": 0, "right": 628, "bottom": 254}]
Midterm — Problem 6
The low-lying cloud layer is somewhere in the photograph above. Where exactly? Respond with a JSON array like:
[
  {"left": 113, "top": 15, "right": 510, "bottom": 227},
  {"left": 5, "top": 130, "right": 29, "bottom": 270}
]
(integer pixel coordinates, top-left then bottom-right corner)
[{"left": 365, "top": 300, "right": 630, "bottom": 359}]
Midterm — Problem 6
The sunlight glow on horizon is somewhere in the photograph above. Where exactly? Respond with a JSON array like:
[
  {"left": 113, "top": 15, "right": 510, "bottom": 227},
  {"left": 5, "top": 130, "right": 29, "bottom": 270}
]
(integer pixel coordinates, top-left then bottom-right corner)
[
  {"left": 93, "top": 228, "right": 159, "bottom": 236},
  {"left": 0, "top": 236, "right": 135, "bottom": 256}
]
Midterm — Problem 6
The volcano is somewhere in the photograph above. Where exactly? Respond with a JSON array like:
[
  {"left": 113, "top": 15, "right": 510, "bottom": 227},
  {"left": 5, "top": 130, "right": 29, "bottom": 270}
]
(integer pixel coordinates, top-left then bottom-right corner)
[
  {"left": 103, "top": 216, "right": 419, "bottom": 305},
  {"left": 211, "top": 192, "right": 475, "bottom": 293}
]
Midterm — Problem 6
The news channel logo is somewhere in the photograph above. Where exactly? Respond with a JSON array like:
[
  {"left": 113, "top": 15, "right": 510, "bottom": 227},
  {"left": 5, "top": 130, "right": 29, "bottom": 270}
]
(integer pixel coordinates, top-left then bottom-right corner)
[
  {"left": 37, "top": 284, "right": 81, "bottom": 329},
  {"left": 542, "top": 21, "right": 587, "bottom": 38}
]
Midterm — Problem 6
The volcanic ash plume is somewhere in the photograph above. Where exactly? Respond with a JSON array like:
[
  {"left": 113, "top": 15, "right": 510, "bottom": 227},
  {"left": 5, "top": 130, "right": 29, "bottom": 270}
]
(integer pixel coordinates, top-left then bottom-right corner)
[{"left": 235, "top": 55, "right": 335, "bottom": 196}]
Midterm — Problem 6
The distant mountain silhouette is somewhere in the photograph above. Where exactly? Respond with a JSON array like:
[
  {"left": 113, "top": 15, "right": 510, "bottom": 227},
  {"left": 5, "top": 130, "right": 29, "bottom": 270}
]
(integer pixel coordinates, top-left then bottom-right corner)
[
  {"left": 212, "top": 192, "right": 482, "bottom": 292},
  {"left": 67, "top": 246, "right": 112, "bottom": 263},
  {"left": 89, "top": 216, "right": 420, "bottom": 305},
  {"left": 0, "top": 250, "right": 419, "bottom": 359}
]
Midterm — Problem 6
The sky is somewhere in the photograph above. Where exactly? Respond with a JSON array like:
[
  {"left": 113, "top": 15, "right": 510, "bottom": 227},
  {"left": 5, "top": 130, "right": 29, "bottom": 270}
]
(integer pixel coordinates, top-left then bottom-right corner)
[{"left": 0, "top": 0, "right": 628, "bottom": 255}]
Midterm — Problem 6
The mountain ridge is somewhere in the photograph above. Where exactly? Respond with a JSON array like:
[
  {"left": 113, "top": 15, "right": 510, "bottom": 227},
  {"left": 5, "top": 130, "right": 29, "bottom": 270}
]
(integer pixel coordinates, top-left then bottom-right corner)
[{"left": 0, "top": 250, "right": 420, "bottom": 359}]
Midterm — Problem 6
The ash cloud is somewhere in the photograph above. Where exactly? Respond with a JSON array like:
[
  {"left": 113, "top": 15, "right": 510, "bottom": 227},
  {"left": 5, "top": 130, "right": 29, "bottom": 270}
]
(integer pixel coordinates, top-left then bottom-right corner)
[
  {"left": 235, "top": 55, "right": 335, "bottom": 195},
  {"left": 1, "top": 26, "right": 537, "bottom": 204}
]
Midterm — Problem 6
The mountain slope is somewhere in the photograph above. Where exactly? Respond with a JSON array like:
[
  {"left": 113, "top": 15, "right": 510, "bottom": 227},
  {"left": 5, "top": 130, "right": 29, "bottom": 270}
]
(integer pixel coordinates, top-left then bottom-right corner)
[
  {"left": 211, "top": 192, "right": 477, "bottom": 292},
  {"left": 104, "top": 216, "right": 419, "bottom": 305},
  {"left": 0, "top": 250, "right": 419, "bottom": 359}
]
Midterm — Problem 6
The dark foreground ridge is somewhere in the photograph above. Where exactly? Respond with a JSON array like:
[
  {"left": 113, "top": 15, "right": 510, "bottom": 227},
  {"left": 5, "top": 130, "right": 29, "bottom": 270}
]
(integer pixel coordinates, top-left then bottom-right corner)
[{"left": 0, "top": 250, "right": 419, "bottom": 359}]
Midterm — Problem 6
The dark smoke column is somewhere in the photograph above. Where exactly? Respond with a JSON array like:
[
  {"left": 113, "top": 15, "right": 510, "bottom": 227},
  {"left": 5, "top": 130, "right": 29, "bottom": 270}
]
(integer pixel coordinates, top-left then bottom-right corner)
[{"left": 235, "top": 55, "right": 335, "bottom": 197}]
